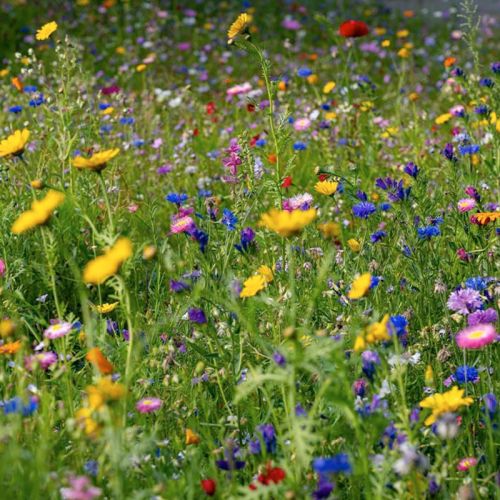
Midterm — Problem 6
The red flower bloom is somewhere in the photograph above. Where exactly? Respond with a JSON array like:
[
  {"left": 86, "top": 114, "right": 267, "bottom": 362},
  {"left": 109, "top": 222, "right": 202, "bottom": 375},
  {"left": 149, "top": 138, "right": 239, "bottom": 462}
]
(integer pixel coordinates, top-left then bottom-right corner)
[
  {"left": 201, "top": 479, "right": 216, "bottom": 496},
  {"left": 339, "top": 20, "right": 369, "bottom": 38},
  {"left": 281, "top": 176, "right": 293, "bottom": 188},
  {"left": 258, "top": 465, "right": 286, "bottom": 485},
  {"left": 247, "top": 103, "right": 256, "bottom": 112},
  {"left": 206, "top": 102, "right": 216, "bottom": 115},
  {"left": 318, "top": 174, "right": 329, "bottom": 181}
]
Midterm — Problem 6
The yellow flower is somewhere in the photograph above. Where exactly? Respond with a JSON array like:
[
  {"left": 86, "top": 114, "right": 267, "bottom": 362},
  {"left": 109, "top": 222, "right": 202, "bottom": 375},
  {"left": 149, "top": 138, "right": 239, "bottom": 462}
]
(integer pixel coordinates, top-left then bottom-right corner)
[
  {"left": 0, "top": 128, "right": 30, "bottom": 158},
  {"left": 240, "top": 274, "right": 267, "bottom": 298},
  {"left": 227, "top": 13, "right": 252, "bottom": 44},
  {"left": 318, "top": 222, "right": 341, "bottom": 239},
  {"left": 435, "top": 113, "right": 452, "bottom": 125},
  {"left": 315, "top": 180, "right": 338, "bottom": 196},
  {"left": 323, "top": 81, "right": 336, "bottom": 94},
  {"left": 396, "top": 29, "right": 409, "bottom": 38},
  {"left": 257, "top": 265, "right": 273, "bottom": 283},
  {"left": 86, "top": 377, "right": 126, "bottom": 410},
  {"left": 259, "top": 208, "right": 316, "bottom": 237},
  {"left": 347, "top": 239, "right": 361, "bottom": 252},
  {"left": 425, "top": 365, "right": 434, "bottom": 385},
  {"left": 142, "top": 245, "right": 157, "bottom": 260},
  {"left": 30, "top": 179, "right": 44, "bottom": 189},
  {"left": 76, "top": 407, "right": 101, "bottom": 438},
  {"left": 307, "top": 74, "right": 318, "bottom": 85},
  {"left": 11, "top": 190, "right": 65, "bottom": 234},
  {"left": 72, "top": 148, "right": 120, "bottom": 172},
  {"left": 325, "top": 112, "right": 337, "bottom": 121},
  {"left": 419, "top": 386, "right": 473, "bottom": 426},
  {"left": 36, "top": 21, "right": 58, "bottom": 41},
  {"left": 374, "top": 27, "right": 387, "bottom": 36},
  {"left": 0, "top": 319, "right": 16, "bottom": 338},
  {"left": 185, "top": 428, "right": 200, "bottom": 445},
  {"left": 83, "top": 238, "right": 132, "bottom": 285},
  {"left": 94, "top": 302, "right": 119, "bottom": 314},
  {"left": 365, "top": 314, "right": 390, "bottom": 343},
  {"left": 381, "top": 39, "right": 391, "bottom": 47},
  {"left": 0, "top": 68, "right": 10, "bottom": 77},
  {"left": 136, "top": 64, "right": 147, "bottom": 72},
  {"left": 348, "top": 273, "right": 371, "bottom": 299},
  {"left": 398, "top": 47, "right": 410, "bottom": 58}
]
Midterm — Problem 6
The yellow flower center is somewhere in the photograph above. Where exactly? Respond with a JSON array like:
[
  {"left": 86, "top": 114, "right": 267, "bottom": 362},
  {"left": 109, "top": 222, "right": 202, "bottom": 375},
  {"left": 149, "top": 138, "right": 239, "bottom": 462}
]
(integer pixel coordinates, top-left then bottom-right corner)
[{"left": 467, "top": 331, "right": 484, "bottom": 339}]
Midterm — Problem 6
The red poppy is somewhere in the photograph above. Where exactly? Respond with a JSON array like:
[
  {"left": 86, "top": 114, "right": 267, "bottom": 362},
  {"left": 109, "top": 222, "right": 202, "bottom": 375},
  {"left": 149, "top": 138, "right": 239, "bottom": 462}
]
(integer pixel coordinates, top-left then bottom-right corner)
[
  {"left": 201, "top": 479, "right": 216, "bottom": 496},
  {"left": 206, "top": 102, "right": 216, "bottom": 115},
  {"left": 339, "top": 20, "right": 369, "bottom": 38},
  {"left": 281, "top": 176, "right": 293, "bottom": 188}
]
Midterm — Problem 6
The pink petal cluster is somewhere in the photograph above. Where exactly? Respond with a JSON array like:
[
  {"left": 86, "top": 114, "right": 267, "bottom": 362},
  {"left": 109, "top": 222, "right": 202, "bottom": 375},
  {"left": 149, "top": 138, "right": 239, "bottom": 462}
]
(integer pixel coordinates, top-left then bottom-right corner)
[{"left": 456, "top": 323, "right": 497, "bottom": 349}]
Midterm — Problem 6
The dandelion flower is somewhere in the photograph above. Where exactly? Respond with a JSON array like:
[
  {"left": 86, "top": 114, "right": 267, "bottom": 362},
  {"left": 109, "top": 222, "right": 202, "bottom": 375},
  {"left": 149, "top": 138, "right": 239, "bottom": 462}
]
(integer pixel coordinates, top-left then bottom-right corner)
[
  {"left": 455, "top": 323, "right": 497, "bottom": 350},
  {"left": 240, "top": 274, "right": 267, "bottom": 298},
  {"left": 0, "top": 128, "right": 30, "bottom": 157},
  {"left": 348, "top": 273, "right": 371, "bottom": 299},
  {"left": 35, "top": 21, "right": 58, "bottom": 41},
  {"left": 259, "top": 208, "right": 316, "bottom": 237},
  {"left": 83, "top": 238, "right": 132, "bottom": 285},
  {"left": 419, "top": 386, "right": 473, "bottom": 425},
  {"left": 315, "top": 180, "right": 338, "bottom": 196},
  {"left": 227, "top": 13, "right": 252, "bottom": 44},
  {"left": 73, "top": 148, "right": 120, "bottom": 172}
]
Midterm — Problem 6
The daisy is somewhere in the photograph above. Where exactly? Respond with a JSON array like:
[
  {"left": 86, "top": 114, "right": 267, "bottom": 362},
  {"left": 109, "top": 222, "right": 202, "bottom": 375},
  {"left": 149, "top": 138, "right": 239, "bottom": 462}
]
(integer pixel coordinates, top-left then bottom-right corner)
[
  {"left": 44, "top": 322, "right": 73, "bottom": 340},
  {"left": 456, "top": 323, "right": 497, "bottom": 349},
  {"left": 136, "top": 397, "right": 162, "bottom": 413},
  {"left": 35, "top": 21, "right": 58, "bottom": 41},
  {"left": 227, "top": 13, "right": 252, "bottom": 44}
]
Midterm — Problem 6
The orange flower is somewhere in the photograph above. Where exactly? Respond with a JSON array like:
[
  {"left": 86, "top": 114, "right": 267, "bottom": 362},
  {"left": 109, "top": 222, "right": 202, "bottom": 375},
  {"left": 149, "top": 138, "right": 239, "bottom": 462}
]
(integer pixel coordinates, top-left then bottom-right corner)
[
  {"left": 86, "top": 347, "right": 114, "bottom": 375},
  {"left": 11, "top": 76, "right": 23, "bottom": 92},
  {"left": 444, "top": 57, "right": 456, "bottom": 68},
  {"left": 0, "top": 340, "right": 22, "bottom": 355},
  {"left": 474, "top": 212, "right": 500, "bottom": 226},
  {"left": 185, "top": 428, "right": 201, "bottom": 445}
]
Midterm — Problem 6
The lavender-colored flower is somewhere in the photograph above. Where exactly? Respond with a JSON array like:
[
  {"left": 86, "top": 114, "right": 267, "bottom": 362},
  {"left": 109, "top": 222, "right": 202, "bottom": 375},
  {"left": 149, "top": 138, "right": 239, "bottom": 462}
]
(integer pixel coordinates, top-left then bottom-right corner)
[
  {"left": 216, "top": 442, "right": 245, "bottom": 471},
  {"left": 313, "top": 476, "right": 334, "bottom": 499},
  {"left": 188, "top": 308, "right": 207, "bottom": 324},
  {"left": 404, "top": 162, "right": 419, "bottom": 178},
  {"left": 447, "top": 288, "right": 482, "bottom": 314},
  {"left": 272, "top": 351, "right": 286, "bottom": 367},
  {"left": 467, "top": 308, "right": 497, "bottom": 326},
  {"left": 370, "top": 230, "right": 386, "bottom": 243},
  {"left": 60, "top": 475, "right": 101, "bottom": 500},
  {"left": 235, "top": 227, "right": 255, "bottom": 253},
  {"left": 170, "top": 279, "right": 191, "bottom": 293}
]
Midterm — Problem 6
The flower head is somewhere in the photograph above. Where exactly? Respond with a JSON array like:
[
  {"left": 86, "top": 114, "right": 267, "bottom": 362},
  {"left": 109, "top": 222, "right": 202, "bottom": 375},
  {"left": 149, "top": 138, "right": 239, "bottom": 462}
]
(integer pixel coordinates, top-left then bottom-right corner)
[
  {"left": 36, "top": 21, "right": 58, "bottom": 41},
  {"left": 240, "top": 274, "right": 267, "bottom": 298},
  {"left": 44, "top": 322, "right": 73, "bottom": 340},
  {"left": 227, "top": 13, "right": 252, "bottom": 44},
  {"left": 315, "top": 180, "right": 338, "bottom": 196},
  {"left": 86, "top": 347, "right": 114, "bottom": 375},
  {"left": 457, "top": 457, "right": 478, "bottom": 471},
  {"left": 447, "top": 288, "right": 482, "bottom": 315},
  {"left": 348, "top": 273, "right": 371, "bottom": 300},
  {"left": 73, "top": 148, "right": 120, "bottom": 172},
  {"left": 136, "top": 397, "right": 162, "bottom": 413},
  {"left": 0, "top": 129, "right": 30, "bottom": 158},
  {"left": 11, "top": 190, "right": 65, "bottom": 234},
  {"left": 259, "top": 208, "right": 316, "bottom": 237},
  {"left": 456, "top": 323, "right": 497, "bottom": 349},
  {"left": 419, "top": 386, "right": 473, "bottom": 425},
  {"left": 339, "top": 20, "right": 369, "bottom": 38},
  {"left": 83, "top": 238, "right": 132, "bottom": 285}
]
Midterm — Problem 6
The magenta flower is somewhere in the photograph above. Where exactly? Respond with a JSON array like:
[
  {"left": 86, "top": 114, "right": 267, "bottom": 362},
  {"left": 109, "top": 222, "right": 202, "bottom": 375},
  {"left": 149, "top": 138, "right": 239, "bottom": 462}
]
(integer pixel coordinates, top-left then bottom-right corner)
[
  {"left": 44, "top": 322, "right": 73, "bottom": 340},
  {"left": 457, "top": 198, "right": 476, "bottom": 212},
  {"left": 25, "top": 351, "right": 58, "bottom": 371},
  {"left": 457, "top": 457, "right": 478, "bottom": 471},
  {"left": 456, "top": 323, "right": 497, "bottom": 349},
  {"left": 0, "top": 259, "right": 5, "bottom": 277},
  {"left": 136, "top": 397, "right": 162, "bottom": 413}
]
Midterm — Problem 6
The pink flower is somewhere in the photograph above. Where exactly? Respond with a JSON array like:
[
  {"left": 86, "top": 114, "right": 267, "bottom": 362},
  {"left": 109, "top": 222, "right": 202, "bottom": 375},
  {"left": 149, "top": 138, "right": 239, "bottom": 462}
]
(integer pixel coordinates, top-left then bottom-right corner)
[
  {"left": 457, "top": 457, "right": 478, "bottom": 471},
  {"left": 128, "top": 204, "right": 139, "bottom": 213},
  {"left": 227, "top": 82, "right": 252, "bottom": 96},
  {"left": 457, "top": 198, "right": 476, "bottom": 212},
  {"left": 456, "top": 323, "right": 497, "bottom": 349},
  {"left": 293, "top": 118, "right": 311, "bottom": 131},
  {"left": 44, "top": 322, "right": 73, "bottom": 340},
  {"left": 60, "top": 475, "right": 101, "bottom": 500},
  {"left": 170, "top": 215, "right": 195, "bottom": 234},
  {"left": 25, "top": 351, "right": 58, "bottom": 371},
  {"left": 0, "top": 259, "right": 5, "bottom": 277},
  {"left": 136, "top": 397, "right": 162, "bottom": 413}
]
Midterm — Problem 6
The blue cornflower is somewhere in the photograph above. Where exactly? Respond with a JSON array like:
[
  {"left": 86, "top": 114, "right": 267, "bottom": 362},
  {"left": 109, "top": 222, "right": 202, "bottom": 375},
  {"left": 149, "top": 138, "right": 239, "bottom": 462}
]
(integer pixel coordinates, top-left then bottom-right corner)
[
  {"left": 221, "top": 208, "right": 238, "bottom": 230},
  {"left": 235, "top": 227, "right": 255, "bottom": 253},
  {"left": 465, "top": 277, "right": 488, "bottom": 291},
  {"left": 474, "top": 105, "right": 488, "bottom": 115},
  {"left": 479, "top": 78, "right": 494, "bottom": 88},
  {"left": 84, "top": 460, "right": 99, "bottom": 477},
  {"left": 2, "top": 396, "right": 38, "bottom": 416},
  {"left": 297, "top": 67, "right": 313, "bottom": 77},
  {"left": 356, "top": 190, "right": 368, "bottom": 201},
  {"left": 458, "top": 144, "right": 480, "bottom": 155},
  {"left": 255, "top": 138, "right": 266, "bottom": 147},
  {"left": 379, "top": 202, "right": 391, "bottom": 211},
  {"left": 352, "top": 202, "right": 376, "bottom": 219},
  {"left": 198, "top": 189, "right": 212, "bottom": 198},
  {"left": 132, "top": 139, "right": 144, "bottom": 147},
  {"left": 9, "top": 105, "right": 22, "bottom": 113},
  {"left": 165, "top": 192, "right": 188, "bottom": 205},
  {"left": 454, "top": 365, "right": 479, "bottom": 384},
  {"left": 293, "top": 141, "right": 307, "bottom": 151},
  {"left": 100, "top": 125, "right": 112, "bottom": 134},
  {"left": 23, "top": 85, "right": 37, "bottom": 93},
  {"left": 99, "top": 103, "right": 111, "bottom": 110},
  {"left": 313, "top": 454, "right": 352, "bottom": 474},
  {"left": 417, "top": 225, "right": 440, "bottom": 239},
  {"left": 370, "top": 230, "right": 386, "bottom": 243},
  {"left": 375, "top": 177, "right": 411, "bottom": 202},
  {"left": 491, "top": 62, "right": 500, "bottom": 74},
  {"left": 120, "top": 117, "right": 135, "bottom": 125},
  {"left": 441, "top": 143, "right": 457, "bottom": 162},
  {"left": 29, "top": 94, "right": 44, "bottom": 107}
]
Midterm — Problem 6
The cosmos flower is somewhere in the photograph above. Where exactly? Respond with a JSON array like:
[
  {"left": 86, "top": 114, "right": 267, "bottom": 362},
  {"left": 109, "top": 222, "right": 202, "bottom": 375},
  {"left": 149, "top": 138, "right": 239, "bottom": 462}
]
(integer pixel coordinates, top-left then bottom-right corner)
[
  {"left": 72, "top": 148, "right": 120, "bottom": 172},
  {"left": 348, "top": 273, "right": 371, "bottom": 299},
  {"left": 11, "top": 190, "right": 65, "bottom": 234},
  {"left": 227, "top": 13, "right": 252, "bottom": 44},
  {"left": 419, "top": 386, "right": 473, "bottom": 425},
  {"left": 0, "top": 128, "right": 30, "bottom": 157},
  {"left": 35, "top": 21, "right": 58, "bottom": 41},
  {"left": 455, "top": 323, "right": 497, "bottom": 349},
  {"left": 83, "top": 238, "right": 133, "bottom": 285},
  {"left": 315, "top": 180, "right": 338, "bottom": 196},
  {"left": 457, "top": 198, "right": 476, "bottom": 212},
  {"left": 136, "top": 397, "right": 162, "bottom": 413},
  {"left": 259, "top": 208, "right": 316, "bottom": 237},
  {"left": 44, "top": 322, "right": 73, "bottom": 340}
]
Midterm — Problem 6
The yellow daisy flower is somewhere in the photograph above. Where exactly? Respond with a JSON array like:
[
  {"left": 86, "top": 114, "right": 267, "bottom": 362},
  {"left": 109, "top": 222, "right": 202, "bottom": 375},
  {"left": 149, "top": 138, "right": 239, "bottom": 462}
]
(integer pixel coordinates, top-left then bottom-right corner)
[
  {"left": 347, "top": 239, "right": 361, "bottom": 252},
  {"left": 227, "top": 13, "right": 252, "bottom": 44},
  {"left": 0, "top": 129, "right": 30, "bottom": 158},
  {"left": 94, "top": 302, "right": 119, "bottom": 314},
  {"left": 240, "top": 274, "right": 267, "bottom": 298},
  {"left": 257, "top": 265, "right": 273, "bottom": 283},
  {"left": 315, "top": 180, "right": 338, "bottom": 196},
  {"left": 347, "top": 273, "right": 371, "bottom": 299},
  {"left": 259, "top": 208, "right": 316, "bottom": 237},
  {"left": 72, "top": 148, "right": 120, "bottom": 172},
  {"left": 36, "top": 21, "right": 58, "bottom": 41},
  {"left": 11, "top": 190, "right": 65, "bottom": 234},
  {"left": 83, "top": 238, "right": 133, "bottom": 285},
  {"left": 419, "top": 386, "right": 473, "bottom": 426}
]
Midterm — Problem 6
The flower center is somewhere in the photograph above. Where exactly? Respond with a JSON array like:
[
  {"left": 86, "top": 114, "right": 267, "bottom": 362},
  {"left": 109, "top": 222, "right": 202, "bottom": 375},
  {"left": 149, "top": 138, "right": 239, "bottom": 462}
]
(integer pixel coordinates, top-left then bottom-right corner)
[{"left": 467, "top": 331, "right": 484, "bottom": 339}]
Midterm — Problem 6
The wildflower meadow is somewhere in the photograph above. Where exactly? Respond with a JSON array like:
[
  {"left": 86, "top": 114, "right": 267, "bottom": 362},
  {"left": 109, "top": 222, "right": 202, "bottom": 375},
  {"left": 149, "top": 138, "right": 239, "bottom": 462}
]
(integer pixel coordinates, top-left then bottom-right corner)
[{"left": 0, "top": 1, "right": 499, "bottom": 498}]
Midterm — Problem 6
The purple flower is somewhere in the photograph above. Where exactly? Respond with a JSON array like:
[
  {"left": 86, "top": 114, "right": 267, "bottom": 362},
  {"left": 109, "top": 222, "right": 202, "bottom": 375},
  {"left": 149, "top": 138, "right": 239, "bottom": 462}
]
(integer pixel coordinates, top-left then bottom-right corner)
[
  {"left": 467, "top": 308, "right": 497, "bottom": 326},
  {"left": 313, "top": 476, "right": 334, "bottom": 499},
  {"left": 447, "top": 288, "right": 482, "bottom": 314},
  {"left": 170, "top": 279, "right": 191, "bottom": 293},
  {"left": 352, "top": 202, "right": 376, "bottom": 219},
  {"left": 404, "top": 162, "right": 419, "bottom": 178},
  {"left": 313, "top": 454, "right": 352, "bottom": 474},
  {"left": 272, "top": 351, "right": 286, "bottom": 367},
  {"left": 188, "top": 308, "right": 207, "bottom": 324},
  {"left": 136, "top": 397, "right": 163, "bottom": 413}
]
